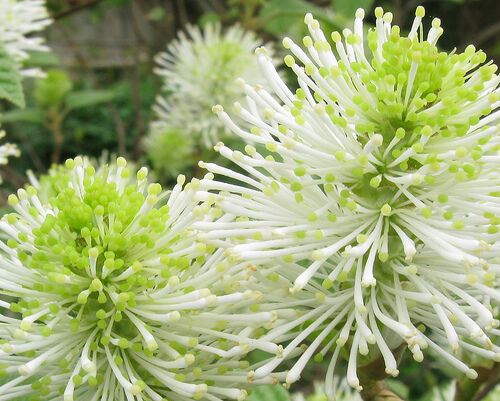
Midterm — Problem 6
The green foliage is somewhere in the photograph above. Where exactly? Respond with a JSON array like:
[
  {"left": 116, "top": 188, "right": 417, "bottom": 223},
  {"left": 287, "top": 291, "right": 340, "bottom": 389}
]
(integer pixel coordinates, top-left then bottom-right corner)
[
  {"left": 0, "top": 43, "right": 25, "bottom": 108},
  {"left": 387, "top": 378, "right": 410, "bottom": 399},
  {"left": 259, "top": 0, "right": 344, "bottom": 43},
  {"left": 65, "top": 89, "right": 119, "bottom": 111},
  {"left": 199, "top": 12, "right": 221, "bottom": 28},
  {"left": 147, "top": 6, "right": 166, "bottom": 21},
  {"left": 331, "top": 0, "right": 375, "bottom": 17},
  {"left": 0, "top": 108, "right": 44, "bottom": 124},
  {"left": 247, "top": 385, "right": 292, "bottom": 401},
  {"left": 34, "top": 69, "right": 73, "bottom": 110},
  {"left": 22, "top": 51, "right": 60, "bottom": 69}
]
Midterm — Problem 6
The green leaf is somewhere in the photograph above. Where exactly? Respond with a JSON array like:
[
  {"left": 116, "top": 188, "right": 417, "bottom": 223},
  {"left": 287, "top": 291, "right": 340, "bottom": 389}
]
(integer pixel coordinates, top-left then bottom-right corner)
[
  {"left": 260, "top": 0, "right": 344, "bottom": 42},
  {"left": 199, "top": 12, "right": 221, "bottom": 28},
  {"left": 0, "top": 43, "right": 25, "bottom": 108},
  {"left": 22, "top": 51, "right": 61, "bottom": 68},
  {"left": 34, "top": 70, "right": 73, "bottom": 110},
  {"left": 65, "top": 89, "right": 118, "bottom": 110},
  {"left": 387, "top": 378, "right": 410, "bottom": 398},
  {"left": 331, "top": 0, "right": 375, "bottom": 17},
  {"left": 247, "top": 385, "right": 292, "bottom": 401},
  {"left": 0, "top": 108, "right": 44, "bottom": 124},
  {"left": 260, "top": 0, "right": 329, "bottom": 35},
  {"left": 147, "top": 6, "right": 166, "bottom": 21}
]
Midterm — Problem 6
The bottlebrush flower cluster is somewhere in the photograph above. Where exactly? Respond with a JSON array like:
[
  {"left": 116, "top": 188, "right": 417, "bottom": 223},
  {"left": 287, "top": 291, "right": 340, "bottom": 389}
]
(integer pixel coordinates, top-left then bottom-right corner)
[
  {"left": 150, "top": 22, "right": 272, "bottom": 148},
  {"left": 196, "top": 5, "right": 500, "bottom": 394},
  {"left": 0, "top": 157, "right": 282, "bottom": 401}
]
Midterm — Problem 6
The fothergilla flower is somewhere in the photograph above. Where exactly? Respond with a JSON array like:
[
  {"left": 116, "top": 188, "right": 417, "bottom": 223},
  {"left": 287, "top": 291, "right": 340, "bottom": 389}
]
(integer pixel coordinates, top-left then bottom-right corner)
[
  {"left": 196, "top": 6, "right": 500, "bottom": 390},
  {"left": 151, "top": 22, "right": 273, "bottom": 148},
  {"left": 0, "top": 157, "right": 281, "bottom": 401}
]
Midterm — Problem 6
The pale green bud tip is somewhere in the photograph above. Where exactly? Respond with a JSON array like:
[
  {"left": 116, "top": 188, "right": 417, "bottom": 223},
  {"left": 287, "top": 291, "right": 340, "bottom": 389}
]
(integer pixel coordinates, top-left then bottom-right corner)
[
  {"left": 467, "top": 369, "right": 478, "bottom": 379},
  {"left": 212, "top": 104, "right": 223, "bottom": 114},
  {"left": 415, "top": 6, "right": 425, "bottom": 18},
  {"left": 303, "top": 36, "right": 313, "bottom": 48},
  {"left": 284, "top": 55, "right": 295, "bottom": 67},
  {"left": 148, "top": 183, "right": 162, "bottom": 195},
  {"left": 282, "top": 37, "right": 293, "bottom": 49},
  {"left": 88, "top": 247, "right": 99, "bottom": 258},
  {"left": 255, "top": 46, "right": 267, "bottom": 55},
  {"left": 7, "top": 194, "right": 18, "bottom": 206},
  {"left": 331, "top": 31, "right": 341, "bottom": 43},
  {"left": 116, "top": 157, "right": 127, "bottom": 167},
  {"left": 185, "top": 354, "right": 195, "bottom": 365},
  {"left": 312, "top": 250, "right": 324, "bottom": 260},
  {"left": 137, "top": 167, "right": 148, "bottom": 180},
  {"left": 381, "top": 204, "right": 392, "bottom": 216},
  {"left": 65, "top": 158, "right": 75, "bottom": 169}
]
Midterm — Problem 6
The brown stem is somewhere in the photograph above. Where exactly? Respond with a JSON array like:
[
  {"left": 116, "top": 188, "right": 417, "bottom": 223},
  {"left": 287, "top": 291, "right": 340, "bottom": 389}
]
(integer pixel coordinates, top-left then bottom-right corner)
[
  {"left": 129, "top": 5, "right": 147, "bottom": 160},
  {"left": 358, "top": 344, "right": 407, "bottom": 401},
  {"left": 455, "top": 363, "right": 500, "bottom": 401},
  {"left": 49, "top": 113, "right": 65, "bottom": 165},
  {"left": 473, "top": 21, "right": 500, "bottom": 47},
  {"left": 52, "top": 0, "right": 105, "bottom": 20},
  {"left": 360, "top": 380, "right": 406, "bottom": 401},
  {"left": 0, "top": 165, "right": 26, "bottom": 188},
  {"left": 472, "top": 378, "right": 500, "bottom": 401},
  {"left": 175, "top": 0, "right": 189, "bottom": 27},
  {"left": 205, "top": 0, "right": 226, "bottom": 14}
]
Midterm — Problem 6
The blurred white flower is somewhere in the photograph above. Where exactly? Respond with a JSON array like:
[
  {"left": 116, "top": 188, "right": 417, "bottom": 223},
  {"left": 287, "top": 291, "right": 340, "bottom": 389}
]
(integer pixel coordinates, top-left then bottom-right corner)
[
  {"left": 151, "top": 22, "right": 274, "bottom": 148},
  {"left": 0, "top": 128, "right": 19, "bottom": 177},
  {"left": 0, "top": 0, "right": 52, "bottom": 74}
]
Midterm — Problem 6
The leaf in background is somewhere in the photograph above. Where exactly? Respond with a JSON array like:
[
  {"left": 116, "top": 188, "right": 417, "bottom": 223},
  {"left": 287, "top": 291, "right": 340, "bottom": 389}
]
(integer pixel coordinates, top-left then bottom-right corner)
[
  {"left": 147, "top": 6, "right": 166, "bottom": 21},
  {"left": 259, "top": 0, "right": 342, "bottom": 40},
  {"left": 0, "top": 43, "right": 25, "bottom": 108},
  {"left": 65, "top": 89, "right": 118, "bottom": 111},
  {"left": 0, "top": 108, "right": 44, "bottom": 124},
  {"left": 22, "top": 51, "right": 61, "bottom": 68},
  {"left": 386, "top": 378, "right": 410, "bottom": 399},
  {"left": 34, "top": 70, "right": 73, "bottom": 110},
  {"left": 331, "top": 0, "right": 375, "bottom": 17},
  {"left": 247, "top": 385, "right": 292, "bottom": 401},
  {"left": 199, "top": 12, "right": 220, "bottom": 28}
]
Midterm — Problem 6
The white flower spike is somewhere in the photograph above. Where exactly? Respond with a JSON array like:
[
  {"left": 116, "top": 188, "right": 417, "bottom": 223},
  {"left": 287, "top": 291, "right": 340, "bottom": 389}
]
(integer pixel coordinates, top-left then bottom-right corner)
[
  {"left": 0, "top": 0, "right": 52, "bottom": 74},
  {"left": 197, "top": 6, "right": 500, "bottom": 389},
  {"left": 151, "top": 22, "right": 274, "bottom": 148}
]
